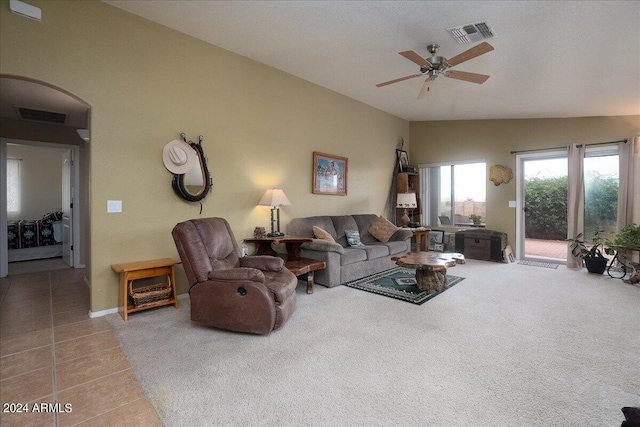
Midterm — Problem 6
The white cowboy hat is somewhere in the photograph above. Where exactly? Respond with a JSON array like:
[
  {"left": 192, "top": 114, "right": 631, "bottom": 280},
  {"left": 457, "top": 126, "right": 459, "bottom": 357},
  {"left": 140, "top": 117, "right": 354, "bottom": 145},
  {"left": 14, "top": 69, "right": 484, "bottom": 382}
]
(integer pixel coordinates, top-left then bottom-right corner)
[{"left": 162, "top": 139, "right": 197, "bottom": 174}]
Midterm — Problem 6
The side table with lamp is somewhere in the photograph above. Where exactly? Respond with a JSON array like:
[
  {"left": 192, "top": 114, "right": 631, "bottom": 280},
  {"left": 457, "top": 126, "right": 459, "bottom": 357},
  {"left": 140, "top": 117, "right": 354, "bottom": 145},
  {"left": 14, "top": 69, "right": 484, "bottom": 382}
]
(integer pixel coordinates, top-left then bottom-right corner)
[{"left": 252, "top": 188, "right": 326, "bottom": 293}]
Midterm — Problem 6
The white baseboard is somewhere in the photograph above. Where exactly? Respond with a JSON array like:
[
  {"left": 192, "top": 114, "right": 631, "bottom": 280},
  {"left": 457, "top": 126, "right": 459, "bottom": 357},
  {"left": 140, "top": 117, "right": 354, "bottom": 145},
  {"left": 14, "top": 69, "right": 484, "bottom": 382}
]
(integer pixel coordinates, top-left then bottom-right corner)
[
  {"left": 88, "top": 307, "right": 118, "bottom": 318},
  {"left": 88, "top": 293, "right": 189, "bottom": 318}
]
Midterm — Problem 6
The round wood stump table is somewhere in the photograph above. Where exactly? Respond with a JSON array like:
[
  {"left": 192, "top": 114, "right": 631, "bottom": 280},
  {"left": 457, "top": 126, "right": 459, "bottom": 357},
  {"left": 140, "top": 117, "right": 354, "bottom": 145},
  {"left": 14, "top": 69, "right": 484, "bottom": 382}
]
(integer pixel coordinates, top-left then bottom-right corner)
[{"left": 392, "top": 252, "right": 465, "bottom": 294}]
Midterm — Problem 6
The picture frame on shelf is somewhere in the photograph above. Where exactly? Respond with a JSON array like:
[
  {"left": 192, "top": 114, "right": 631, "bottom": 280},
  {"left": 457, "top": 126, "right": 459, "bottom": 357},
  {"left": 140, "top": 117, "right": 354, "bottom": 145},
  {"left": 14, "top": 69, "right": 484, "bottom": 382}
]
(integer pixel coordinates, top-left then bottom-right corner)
[
  {"left": 427, "top": 230, "right": 445, "bottom": 251},
  {"left": 396, "top": 149, "right": 415, "bottom": 173},
  {"left": 312, "top": 152, "right": 348, "bottom": 195}
]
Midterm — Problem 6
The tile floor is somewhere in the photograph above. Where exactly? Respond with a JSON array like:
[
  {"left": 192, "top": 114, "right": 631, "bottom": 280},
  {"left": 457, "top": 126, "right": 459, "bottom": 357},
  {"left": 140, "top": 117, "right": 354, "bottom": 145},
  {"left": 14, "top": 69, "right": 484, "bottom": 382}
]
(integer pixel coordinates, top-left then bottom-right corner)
[{"left": 0, "top": 266, "right": 161, "bottom": 426}]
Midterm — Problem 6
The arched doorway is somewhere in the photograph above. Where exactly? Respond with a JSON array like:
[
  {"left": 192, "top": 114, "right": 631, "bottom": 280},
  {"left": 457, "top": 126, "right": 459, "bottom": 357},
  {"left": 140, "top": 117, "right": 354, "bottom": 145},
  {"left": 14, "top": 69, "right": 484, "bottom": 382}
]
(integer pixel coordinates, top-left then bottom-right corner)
[{"left": 0, "top": 75, "right": 90, "bottom": 278}]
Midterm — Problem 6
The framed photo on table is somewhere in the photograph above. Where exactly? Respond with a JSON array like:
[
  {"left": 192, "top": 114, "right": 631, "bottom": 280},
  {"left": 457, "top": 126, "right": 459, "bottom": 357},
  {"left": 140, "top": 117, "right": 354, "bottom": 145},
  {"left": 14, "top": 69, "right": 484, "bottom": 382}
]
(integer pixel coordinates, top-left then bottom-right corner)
[
  {"left": 312, "top": 152, "right": 348, "bottom": 195},
  {"left": 427, "top": 230, "right": 445, "bottom": 251}
]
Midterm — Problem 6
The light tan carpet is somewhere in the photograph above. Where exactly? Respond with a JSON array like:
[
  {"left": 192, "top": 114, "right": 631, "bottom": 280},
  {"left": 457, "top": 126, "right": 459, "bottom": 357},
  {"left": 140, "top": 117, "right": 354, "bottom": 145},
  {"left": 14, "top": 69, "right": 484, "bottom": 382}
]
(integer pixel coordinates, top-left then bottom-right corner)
[{"left": 107, "top": 260, "right": 640, "bottom": 426}]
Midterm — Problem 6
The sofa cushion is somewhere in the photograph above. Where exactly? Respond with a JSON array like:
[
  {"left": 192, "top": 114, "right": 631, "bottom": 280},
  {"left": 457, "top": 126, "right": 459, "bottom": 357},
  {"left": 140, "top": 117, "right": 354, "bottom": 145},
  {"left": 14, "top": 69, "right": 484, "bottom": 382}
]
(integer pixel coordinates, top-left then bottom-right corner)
[
  {"left": 313, "top": 226, "right": 335, "bottom": 242},
  {"left": 345, "top": 230, "right": 365, "bottom": 247},
  {"left": 341, "top": 248, "right": 368, "bottom": 265},
  {"left": 352, "top": 214, "right": 381, "bottom": 244},
  {"left": 361, "top": 244, "right": 390, "bottom": 260},
  {"left": 385, "top": 240, "right": 409, "bottom": 256},
  {"left": 287, "top": 216, "right": 336, "bottom": 239},
  {"left": 331, "top": 215, "right": 359, "bottom": 247},
  {"left": 368, "top": 216, "right": 399, "bottom": 243}
]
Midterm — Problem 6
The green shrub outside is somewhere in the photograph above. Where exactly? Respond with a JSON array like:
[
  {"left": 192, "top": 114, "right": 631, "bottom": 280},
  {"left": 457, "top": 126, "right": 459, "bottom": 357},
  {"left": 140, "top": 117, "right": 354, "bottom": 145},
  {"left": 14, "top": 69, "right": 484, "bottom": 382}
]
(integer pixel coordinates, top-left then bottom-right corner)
[{"left": 524, "top": 174, "right": 618, "bottom": 241}]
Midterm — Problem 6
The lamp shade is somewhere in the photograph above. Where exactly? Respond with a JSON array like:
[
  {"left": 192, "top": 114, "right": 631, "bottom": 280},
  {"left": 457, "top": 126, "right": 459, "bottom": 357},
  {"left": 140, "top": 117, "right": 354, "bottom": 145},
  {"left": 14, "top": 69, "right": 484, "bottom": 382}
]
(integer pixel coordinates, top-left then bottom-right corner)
[
  {"left": 258, "top": 189, "right": 291, "bottom": 207},
  {"left": 396, "top": 192, "right": 417, "bottom": 208}
]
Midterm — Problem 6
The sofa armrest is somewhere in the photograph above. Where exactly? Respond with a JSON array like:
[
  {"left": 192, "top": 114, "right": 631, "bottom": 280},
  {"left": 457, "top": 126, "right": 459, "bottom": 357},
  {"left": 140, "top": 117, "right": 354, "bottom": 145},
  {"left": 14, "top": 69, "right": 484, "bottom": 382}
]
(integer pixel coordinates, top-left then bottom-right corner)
[
  {"left": 300, "top": 239, "right": 345, "bottom": 254},
  {"left": 239, "top": 256, "right": 284, "bottom": 272},
  {"left": 208, "top": 267, "right": 265, "bottom": 282},
  {"left": 388, "top": 228, "right": 413, "bottom": 241}
]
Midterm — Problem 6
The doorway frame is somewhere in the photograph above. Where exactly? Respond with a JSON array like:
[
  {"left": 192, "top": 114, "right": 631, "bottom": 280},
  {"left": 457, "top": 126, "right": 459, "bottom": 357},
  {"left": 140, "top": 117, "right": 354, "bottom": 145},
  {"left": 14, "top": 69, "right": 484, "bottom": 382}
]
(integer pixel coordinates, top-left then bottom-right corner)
[
  {"left": 516, "top": 149, "right": 568, "bottom": 262},
  {"left": 0, "top": 138, "right": 82, "bottom": 277}
]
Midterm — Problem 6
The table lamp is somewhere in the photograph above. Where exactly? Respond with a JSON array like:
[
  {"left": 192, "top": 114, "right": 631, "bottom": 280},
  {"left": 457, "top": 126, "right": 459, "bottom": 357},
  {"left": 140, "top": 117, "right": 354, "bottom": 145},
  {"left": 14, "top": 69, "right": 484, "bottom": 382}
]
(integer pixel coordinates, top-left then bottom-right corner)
[
  {"left": 258, "top": 188, "right": 291, "bottom": 237},
  {"left": 396, "top": 193, "right": 417, "bottom": 227}
]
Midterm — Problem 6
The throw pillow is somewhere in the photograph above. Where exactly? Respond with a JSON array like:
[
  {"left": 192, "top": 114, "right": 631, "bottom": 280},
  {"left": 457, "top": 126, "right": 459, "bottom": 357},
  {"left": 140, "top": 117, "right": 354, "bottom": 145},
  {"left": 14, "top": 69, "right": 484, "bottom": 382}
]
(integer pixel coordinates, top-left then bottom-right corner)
[
  {"left": 345, "top": 230, "right": 365, "bottom": 247},
  {"left": 313, "top": 226, "right": 335, "bottom": 242},
  {"left": 368, "top": 216, "right": 399, "bottom": 243}
]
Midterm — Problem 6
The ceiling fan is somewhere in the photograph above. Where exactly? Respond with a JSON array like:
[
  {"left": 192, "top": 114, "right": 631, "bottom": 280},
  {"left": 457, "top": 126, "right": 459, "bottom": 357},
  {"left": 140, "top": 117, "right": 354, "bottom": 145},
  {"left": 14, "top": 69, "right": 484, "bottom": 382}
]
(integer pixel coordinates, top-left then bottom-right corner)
[{"left": 376, "top": 42, "right": 494, "bottom": 99}]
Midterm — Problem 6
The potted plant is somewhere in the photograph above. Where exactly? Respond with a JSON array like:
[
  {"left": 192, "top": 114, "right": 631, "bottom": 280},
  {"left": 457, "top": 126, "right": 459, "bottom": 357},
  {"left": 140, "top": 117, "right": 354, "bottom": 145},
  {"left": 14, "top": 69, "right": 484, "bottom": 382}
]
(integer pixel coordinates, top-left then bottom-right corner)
[
  {"left": 605, "top": 223, "right": 640, "bottom": 251},
  {"left": 469, "top": 214, "right": 482, "bottom": 225},
  {"left": 605, "top": 224, "right": 640, "bottom": 282},
  {"left": 567, "top": 230, "right": 609, "bottom": 274}
]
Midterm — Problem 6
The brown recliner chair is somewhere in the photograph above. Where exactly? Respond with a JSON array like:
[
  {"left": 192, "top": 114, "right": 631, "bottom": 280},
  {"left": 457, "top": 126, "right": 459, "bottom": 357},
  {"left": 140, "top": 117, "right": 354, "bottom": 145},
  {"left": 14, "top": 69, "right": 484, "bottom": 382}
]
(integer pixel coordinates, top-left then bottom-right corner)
[{"left": 172, "top": 217, "right": 297, "bottom": 335}]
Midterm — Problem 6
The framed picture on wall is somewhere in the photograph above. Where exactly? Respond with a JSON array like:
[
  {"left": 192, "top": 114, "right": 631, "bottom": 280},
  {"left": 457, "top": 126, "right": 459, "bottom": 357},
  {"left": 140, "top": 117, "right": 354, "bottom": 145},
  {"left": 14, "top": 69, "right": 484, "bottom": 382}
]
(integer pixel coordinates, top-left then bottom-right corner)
[
  {"left": 427, "top": 230, "right": 445, "bottom": 251},
  {"left": 312, "top": 152, "right": 348, "bottom": 195}
]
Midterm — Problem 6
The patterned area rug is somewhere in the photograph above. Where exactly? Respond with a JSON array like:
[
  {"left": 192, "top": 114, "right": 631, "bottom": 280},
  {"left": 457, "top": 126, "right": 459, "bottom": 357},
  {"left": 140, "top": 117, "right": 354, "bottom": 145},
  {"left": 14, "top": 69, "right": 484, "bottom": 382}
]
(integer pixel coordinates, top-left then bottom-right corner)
[
  {"left": 344, "top": 267, "right": 464, "bottom": 305},
  {"left": 518, "top": 260, "right": 560, "bottom": 269}
]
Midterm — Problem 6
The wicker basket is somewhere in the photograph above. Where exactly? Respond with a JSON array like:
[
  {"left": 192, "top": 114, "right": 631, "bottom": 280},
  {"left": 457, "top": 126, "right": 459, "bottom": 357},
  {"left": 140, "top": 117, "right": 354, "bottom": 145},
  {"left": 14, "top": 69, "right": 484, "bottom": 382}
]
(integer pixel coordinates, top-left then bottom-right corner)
[{"left": 128, "top": 275, "right": 172, "bottom": 307}]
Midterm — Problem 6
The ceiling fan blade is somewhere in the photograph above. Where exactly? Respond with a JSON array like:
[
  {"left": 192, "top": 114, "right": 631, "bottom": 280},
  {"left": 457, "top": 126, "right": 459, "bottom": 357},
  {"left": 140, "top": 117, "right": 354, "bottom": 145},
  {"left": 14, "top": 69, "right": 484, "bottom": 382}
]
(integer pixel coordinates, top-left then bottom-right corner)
[
  {"left": 446, "top": 42, "right": 494, "bottom": 67},
  {"left": 376, "top": 73, "right": 422, "bottom": 87},
  {"left": 399, "top": 50, "right": 432, "bottom": 68},
  {"left": 445, "top": 70, "right": 490, "bottom": 84},
  {"left": 417, "top": 79, "right": 433, "bottom": 99}
]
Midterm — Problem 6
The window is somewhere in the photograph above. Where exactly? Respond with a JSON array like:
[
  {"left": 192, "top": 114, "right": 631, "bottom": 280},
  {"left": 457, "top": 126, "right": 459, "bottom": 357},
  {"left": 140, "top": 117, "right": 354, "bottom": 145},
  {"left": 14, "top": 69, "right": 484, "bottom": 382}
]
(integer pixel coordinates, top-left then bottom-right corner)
[
  {"left": 7, "top": 158, "right": 21, "bottom": 214},
  {"left": 420, "top": 161, "right": 486, "bottom": 226},
  {"left": 583, "top": 146, "right": 619, "bottom": 241}
]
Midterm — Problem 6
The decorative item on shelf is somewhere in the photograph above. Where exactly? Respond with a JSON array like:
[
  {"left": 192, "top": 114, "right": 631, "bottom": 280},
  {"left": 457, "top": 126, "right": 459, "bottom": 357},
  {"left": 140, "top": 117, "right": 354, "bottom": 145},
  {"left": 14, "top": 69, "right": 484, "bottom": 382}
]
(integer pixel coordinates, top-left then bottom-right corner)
[
  {"left": 489, "top": 164, "right": 513, "bottom": 186},
  {"left": 312, "top": 152, "right": 348, "bottom": 195},
  {"left": 258, "top": 189, "right": 291, "bottom": 237},
  {"left": 396, "top": 193, "right": 418, "bottom": 227},
  {"left": 253, "top": 226, "right": 266, "bottom": 238},
  {"left": 395, "top": 149, "right": 416, "bottom": 173},
  {"left": 165, "top": 133, "right": 212, "bottom": 203},
  {"left": 469, "top": 214, "right": 482, "bottom": 225}
]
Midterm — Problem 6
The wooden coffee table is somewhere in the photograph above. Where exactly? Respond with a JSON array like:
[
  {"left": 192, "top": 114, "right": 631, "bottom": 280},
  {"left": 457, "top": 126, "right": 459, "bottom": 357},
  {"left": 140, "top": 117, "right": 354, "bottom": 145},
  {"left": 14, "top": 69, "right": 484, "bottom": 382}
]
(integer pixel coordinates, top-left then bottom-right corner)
[{"left": 392, "top": 252, "right": 465, "bottom": 294}]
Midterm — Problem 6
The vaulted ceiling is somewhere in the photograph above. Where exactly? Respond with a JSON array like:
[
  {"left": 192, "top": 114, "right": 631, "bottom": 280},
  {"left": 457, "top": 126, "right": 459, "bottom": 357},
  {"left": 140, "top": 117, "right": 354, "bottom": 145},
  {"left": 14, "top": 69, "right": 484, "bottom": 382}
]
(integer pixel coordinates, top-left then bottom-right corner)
[{"left": 104, "top": 0, "right": 640, "bottom": 121}]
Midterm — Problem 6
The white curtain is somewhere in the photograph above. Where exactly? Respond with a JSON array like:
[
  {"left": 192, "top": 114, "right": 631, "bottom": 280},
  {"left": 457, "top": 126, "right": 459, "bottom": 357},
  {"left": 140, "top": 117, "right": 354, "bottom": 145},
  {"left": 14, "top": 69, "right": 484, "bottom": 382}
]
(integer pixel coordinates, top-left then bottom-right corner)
[
  {"left": 617, "top": 137, "right": 639, "bottom": 229},
  {"left": 566, "top": 144, "right": 584, "bottom": 269}
]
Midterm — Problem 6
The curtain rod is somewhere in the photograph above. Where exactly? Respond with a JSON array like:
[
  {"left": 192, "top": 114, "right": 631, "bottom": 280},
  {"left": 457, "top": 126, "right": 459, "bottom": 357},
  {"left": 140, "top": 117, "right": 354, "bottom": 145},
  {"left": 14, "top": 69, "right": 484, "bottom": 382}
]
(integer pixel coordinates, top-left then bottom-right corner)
[{"left": 510, "top": 139, "right": 626, "bottom": 155}]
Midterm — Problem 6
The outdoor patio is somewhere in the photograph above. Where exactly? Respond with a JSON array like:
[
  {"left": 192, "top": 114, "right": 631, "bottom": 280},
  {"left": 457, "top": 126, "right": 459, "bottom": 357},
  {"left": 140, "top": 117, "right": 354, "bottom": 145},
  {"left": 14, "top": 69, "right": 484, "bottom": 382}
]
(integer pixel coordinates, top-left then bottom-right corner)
[{"left": 525, "top": 238, "right": 567, "bottom": 260}]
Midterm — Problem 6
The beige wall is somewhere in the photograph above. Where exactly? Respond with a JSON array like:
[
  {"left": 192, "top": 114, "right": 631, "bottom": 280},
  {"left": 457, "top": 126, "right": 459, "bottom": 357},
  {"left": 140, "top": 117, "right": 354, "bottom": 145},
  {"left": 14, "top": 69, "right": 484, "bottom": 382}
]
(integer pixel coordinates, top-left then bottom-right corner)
[
  {"left": 410, "top": 116, "right": 640, "bottom": 253},
  {"left": 6, "top": 143, "right": 64, "bottom": 221},
  {"left": 0, "top": 0, "right": 409, "bottom": 311}
]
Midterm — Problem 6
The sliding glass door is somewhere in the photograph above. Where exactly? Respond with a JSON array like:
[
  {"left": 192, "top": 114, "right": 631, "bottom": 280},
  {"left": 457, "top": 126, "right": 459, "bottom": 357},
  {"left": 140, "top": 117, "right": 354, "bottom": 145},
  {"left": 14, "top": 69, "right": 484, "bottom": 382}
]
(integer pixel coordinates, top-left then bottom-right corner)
[
  {"left": 516, "top": 145, "right": 619, "bottom": 262},
  {"left": 518, "top": 152, "right": 568, "bottom": 261}
]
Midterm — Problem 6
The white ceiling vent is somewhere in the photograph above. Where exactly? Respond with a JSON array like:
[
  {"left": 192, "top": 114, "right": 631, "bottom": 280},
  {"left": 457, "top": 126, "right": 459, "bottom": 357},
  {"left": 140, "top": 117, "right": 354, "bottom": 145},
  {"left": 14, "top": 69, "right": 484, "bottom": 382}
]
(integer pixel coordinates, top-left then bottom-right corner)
[{"left": 448, "top": 21, "right": 496, "bottom": 44}]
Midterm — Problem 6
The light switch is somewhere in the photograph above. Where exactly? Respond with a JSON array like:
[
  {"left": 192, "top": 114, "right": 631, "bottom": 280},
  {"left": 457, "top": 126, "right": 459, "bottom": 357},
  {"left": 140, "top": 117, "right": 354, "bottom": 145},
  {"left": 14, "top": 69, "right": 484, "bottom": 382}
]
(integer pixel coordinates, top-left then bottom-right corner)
[
  {"left": 508, "top": 201, "right": 516, "bottom": 208},
  {"left": 107, "top": 200, "right": 122, "bottom": 213}
]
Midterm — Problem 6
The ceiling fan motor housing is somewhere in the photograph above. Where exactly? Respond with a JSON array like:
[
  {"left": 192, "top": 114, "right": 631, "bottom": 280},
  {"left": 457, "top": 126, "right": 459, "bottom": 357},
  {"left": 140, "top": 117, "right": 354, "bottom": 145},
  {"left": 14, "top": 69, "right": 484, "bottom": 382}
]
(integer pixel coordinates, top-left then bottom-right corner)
[{"left": 429, "top": 56, "right": 447, "bottom": 70}]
